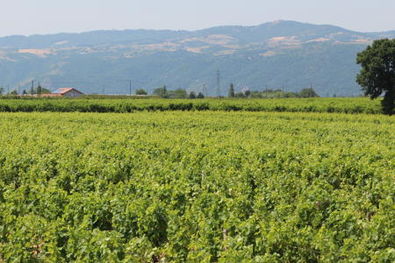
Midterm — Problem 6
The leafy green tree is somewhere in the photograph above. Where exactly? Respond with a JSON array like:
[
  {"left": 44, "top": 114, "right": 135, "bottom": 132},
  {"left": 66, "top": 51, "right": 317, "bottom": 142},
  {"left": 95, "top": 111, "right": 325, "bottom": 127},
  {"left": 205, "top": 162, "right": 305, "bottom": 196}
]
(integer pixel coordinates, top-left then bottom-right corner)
[
  {"left": 244, "top": 90, "right": 251, "bottom": 97},
  {"left": 37, "top": 84, "right": 43, "bottom": 95},
  {"left": 41, "top": 88, "right": 51, "bottom": 94},
  {"left": 197, "top": 92, "right": 205, "bottom": 99},
  {"left": 153, "top": 86, "right": 168, "bottom": 98},
  {"left": 28, "top": 87, "right": 51, "bottom": 95},
  {"left": 357, "top": 39, "right": 395, "bottom": 115},
  {"left": 0, "top": 87, "right": 3, "bottom": 95},
  {"left": 235, "top": 92, "right": 245, "bottom": 98},
  {"left": 168, "top": 89, "right": 187, "bottom": 99},
  {"left": 189, "top": 91, "right": 196, "bottom": 99},
  {"left": 135, "top": 89, "right": 148, "bottom": 95},
  {"left": 9, "top": 90, "right": 18, "bottom": 95},
  {"left": 228, "top": 83, "right": 235, "bottom": 98},
  {"left": 299, "top": 88, "right": 319, "bottom": 98}
]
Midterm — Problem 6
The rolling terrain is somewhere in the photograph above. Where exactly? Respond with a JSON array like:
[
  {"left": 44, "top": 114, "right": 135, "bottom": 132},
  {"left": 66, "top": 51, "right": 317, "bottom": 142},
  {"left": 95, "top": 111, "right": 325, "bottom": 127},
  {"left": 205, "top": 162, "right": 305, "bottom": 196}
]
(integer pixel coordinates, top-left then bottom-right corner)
[{"left": 0, "top": 20, "right": 394, "bottom": 96}]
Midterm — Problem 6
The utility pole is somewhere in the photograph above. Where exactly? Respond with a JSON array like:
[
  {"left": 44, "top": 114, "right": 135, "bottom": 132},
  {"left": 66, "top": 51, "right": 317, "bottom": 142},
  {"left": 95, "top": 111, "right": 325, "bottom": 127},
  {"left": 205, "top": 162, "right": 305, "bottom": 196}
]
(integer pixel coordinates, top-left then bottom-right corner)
[
  {"left": 31, "top": 80, "right": 34, "bottom": 95},
  {"left": 129, "top": 80, "right": 132, "bottom": 96},
  {"left": 216, "top": 70, "right": 221, "bottom": 97}
]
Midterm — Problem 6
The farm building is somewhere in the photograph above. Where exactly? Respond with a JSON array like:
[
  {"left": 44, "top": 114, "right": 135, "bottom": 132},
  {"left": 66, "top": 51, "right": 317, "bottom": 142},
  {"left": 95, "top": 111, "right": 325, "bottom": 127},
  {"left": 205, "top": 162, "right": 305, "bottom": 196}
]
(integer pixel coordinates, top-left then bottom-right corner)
[{"left": 52, "top": 88, "right": 84, "bottom": 97}]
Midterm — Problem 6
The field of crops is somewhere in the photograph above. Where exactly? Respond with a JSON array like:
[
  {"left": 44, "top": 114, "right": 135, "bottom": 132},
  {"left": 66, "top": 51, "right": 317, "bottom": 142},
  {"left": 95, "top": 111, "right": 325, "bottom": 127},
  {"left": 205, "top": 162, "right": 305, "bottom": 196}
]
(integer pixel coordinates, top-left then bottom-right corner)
[
  {"left": 0, "top": 111, "right": 394, "bottom": 262},
  {"left": 0, "top": 97, "right": 382, "bottom": 114}
]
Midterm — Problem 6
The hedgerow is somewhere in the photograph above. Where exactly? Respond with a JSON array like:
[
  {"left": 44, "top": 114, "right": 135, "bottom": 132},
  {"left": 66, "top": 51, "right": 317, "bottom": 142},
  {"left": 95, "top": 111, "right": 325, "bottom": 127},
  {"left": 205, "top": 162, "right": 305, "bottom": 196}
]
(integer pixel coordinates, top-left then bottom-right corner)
[{"left": 0, "top": 97, "right": 382, "bottom": 114}]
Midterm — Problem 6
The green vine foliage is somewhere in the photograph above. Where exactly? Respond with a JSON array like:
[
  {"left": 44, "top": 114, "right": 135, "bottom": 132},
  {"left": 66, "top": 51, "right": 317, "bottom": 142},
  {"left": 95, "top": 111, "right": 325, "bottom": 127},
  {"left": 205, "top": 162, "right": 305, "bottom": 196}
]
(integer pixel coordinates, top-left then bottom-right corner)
[
  {"left": 0, "top": 97, "right": 384, "bottom": 114},
  {"left": 0, "top": 111, "right": 394, "bottom": 262}
]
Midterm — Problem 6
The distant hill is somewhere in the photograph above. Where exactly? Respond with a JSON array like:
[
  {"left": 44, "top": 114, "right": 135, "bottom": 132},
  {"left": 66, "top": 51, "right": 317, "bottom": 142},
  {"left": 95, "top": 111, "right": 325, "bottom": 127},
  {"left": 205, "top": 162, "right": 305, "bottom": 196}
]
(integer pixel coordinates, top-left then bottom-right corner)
[{"left": 0, "top": 20, "right": 394, "bottom": 96}]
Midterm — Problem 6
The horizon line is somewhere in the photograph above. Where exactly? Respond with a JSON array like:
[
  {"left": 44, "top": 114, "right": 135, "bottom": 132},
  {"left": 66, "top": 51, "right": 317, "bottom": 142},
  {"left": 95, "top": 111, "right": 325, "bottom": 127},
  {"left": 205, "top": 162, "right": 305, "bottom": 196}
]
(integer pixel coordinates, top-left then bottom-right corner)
[{"left": 1, "top": 20, "right": 392, "bottom": 38}]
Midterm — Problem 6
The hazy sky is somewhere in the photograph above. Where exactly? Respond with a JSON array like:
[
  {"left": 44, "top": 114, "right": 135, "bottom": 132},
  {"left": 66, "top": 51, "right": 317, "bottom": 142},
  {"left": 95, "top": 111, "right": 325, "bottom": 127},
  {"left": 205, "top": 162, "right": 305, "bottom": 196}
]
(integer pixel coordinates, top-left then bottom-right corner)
[{"left": 1, "top": 0, "right": 394, "bottom": 36}]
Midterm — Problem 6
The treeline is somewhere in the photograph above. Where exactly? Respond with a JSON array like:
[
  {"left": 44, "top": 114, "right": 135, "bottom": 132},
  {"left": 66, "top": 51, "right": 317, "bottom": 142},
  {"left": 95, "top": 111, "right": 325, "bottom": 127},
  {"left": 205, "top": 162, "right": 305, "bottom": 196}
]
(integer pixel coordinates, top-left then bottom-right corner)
[
  {"left": 228, "top": 84, "right": 319, "bottom": 98},
  {"left": 142, "top": 86, "right": 205, "bottom": 99},
  {"left": 1, "top": 83, "right": 319, "bottom": 99},
  {"left": 0, "top": 98, "right": 381, "bottom": 114},
  {"left": 0, "top": 84, "right": 50, "bottom": 96},
  {"left": 135, "top": 85, "right": 319, "bottom": 99}
]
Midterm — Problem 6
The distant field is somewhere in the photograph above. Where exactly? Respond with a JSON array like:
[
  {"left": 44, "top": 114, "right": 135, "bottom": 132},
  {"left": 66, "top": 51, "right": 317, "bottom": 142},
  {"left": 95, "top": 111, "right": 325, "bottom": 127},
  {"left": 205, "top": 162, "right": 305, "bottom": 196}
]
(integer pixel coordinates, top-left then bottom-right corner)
[
  {"left": 0, "top": 97, "right": 382, "bottom": 114},
  {"left": 0, "top": 111, "right": 394, "bottom": 261}
]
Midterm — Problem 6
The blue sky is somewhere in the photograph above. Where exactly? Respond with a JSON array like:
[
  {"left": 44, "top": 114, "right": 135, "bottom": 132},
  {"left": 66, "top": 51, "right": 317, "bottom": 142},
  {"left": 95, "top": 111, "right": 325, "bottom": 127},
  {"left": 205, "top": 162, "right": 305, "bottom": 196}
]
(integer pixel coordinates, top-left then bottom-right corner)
[{"left": 1, "top": 0, "right": 394, "bottom": 36}]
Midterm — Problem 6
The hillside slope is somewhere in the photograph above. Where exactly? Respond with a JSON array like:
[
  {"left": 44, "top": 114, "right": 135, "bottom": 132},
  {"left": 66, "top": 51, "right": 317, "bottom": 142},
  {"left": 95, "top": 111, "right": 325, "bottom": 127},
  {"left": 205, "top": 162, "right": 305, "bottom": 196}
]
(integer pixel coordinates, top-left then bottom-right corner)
[{"left": 0, "top": 20, "right": 394, "bottom": 96}]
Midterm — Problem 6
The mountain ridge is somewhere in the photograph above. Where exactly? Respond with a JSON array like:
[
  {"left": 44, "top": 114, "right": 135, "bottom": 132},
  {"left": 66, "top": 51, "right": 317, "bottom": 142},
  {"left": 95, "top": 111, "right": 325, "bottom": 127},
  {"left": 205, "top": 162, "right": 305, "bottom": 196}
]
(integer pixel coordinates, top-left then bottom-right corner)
[
  {"left": 1, "top": 20, "right": 392, "bottom": 49},
  {"left": 2, "top": 20, "right": 392, "bottom": 39},
  {"left": 0, "top": 20, "right": 394, "bottom": 96}
]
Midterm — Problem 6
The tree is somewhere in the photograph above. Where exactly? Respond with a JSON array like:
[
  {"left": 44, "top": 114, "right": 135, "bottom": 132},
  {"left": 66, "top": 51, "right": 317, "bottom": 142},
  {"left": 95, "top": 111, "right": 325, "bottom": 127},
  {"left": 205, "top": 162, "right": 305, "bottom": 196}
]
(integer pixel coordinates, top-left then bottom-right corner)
[
  {"left": 153, "top": 85, "right": 168, "bottom": 98},
  {"left": 40, "top": 87, "right": 51, "bottom": 94},
  {"left": 244, "top": 89, "right": 251, "bottom": 97},
  {"left": 235, "top": 92, "right": 245, "bottom": 98},
  {"left": 189, "top": 91, "right": 196, "bottom": 99},
  {"left": 168, "top": 89, "right": 187, "bottom": 99},
  {"left": 299, "top": 88, "right": 319, "bottom": 98},
  {"left": 135, "top": 89, "right": 148, "bottom": 95},
  {"left": 0, "top": 87, "right": 3, "bottom": 95},
  {"left": 228, "top": 83, "right": 235, "bottom": 97},
  {"left": 37, "top": 84, "right": 43, "bottom": 95},
  {"left": 356, "top": 39, "right": 395, "bottom": 115},
  {"left": 27, "top": 87, "right": 51, "bottom": 95},
  {"left": 197, "top": 92, "right": 205, "bottom": 99}
]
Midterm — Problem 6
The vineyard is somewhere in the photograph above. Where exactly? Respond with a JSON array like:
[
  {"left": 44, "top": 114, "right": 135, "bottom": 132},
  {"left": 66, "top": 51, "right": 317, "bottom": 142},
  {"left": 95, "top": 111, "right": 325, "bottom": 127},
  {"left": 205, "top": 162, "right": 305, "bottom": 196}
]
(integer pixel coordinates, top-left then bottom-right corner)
[
  {"left": 0, "top": 111, "right": 394, "bottom": 262},
  {"left": 0, "top": 97, "right": 382, "bottom": 114}
]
